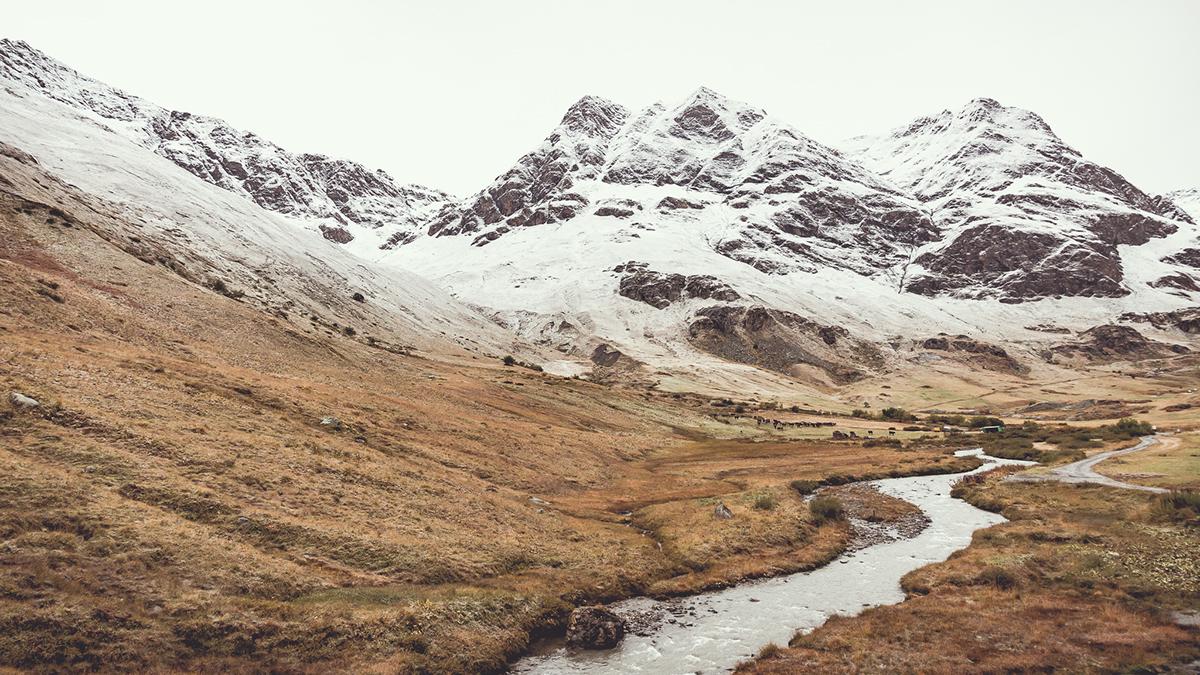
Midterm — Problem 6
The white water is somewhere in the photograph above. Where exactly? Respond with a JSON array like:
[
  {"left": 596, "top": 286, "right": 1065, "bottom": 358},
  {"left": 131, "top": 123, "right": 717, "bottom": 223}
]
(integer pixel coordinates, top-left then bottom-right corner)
[{"left": 511, "top": 454, "right": 1033, "bottom": 675}]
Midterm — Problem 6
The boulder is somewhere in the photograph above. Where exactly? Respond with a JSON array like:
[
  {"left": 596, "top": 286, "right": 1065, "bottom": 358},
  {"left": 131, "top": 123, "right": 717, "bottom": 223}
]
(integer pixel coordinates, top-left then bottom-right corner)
[
  {"left": 566, "top": 606, "right": 626, "bottom": 650},
  {"left": 714, "top": 503, "right": 733, "bottom": 519},
  {"left": 10, "top": 393, "right": 38, "bottom": 408}
]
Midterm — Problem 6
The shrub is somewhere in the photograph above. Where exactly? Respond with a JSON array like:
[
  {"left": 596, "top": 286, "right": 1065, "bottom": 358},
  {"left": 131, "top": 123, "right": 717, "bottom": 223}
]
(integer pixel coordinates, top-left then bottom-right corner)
[
  {"left": 850, "top": 408, "right": 874, "bottom": 419},
  {"left": 757, "top": 642, "right": 781, "bottom": 659},
  {"left": 810, "top": 496, "right": 844, "bottom": 525},
  {"left": 502, "top": 355, "right": 516, "bottom": 367},
  {"left": 1110, "top": 417, "right": 1154, "bottom": 437},
  {"left": 752, "top": 494, "right": 777, "bottom": 510},
  {"left": 735, "top": 404, "right": 746, "bottom": 414},
  {"left": 977, "top": 566, "right": 1019, "bottom": 590},
  {"left": 880, "top": 406, "right": 915, "bottom": 422},
  {"left": 789, "top": 479, "right": 819, "bottom": 495},
  {"left": 343, "top": 326, "right": 356, "bottom": 337},
  {"left": 969, "top": 416, "right": 1004, "bottom": 428},
  {"left": 1151, "top": 491, "right": 1200, "bottom": 526}
]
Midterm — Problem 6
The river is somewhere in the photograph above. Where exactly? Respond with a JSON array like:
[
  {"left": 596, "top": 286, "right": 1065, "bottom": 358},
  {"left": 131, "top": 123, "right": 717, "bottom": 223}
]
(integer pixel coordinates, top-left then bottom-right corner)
[{"left": 510, "top": 452, "right": 1034, "bottom": 675}]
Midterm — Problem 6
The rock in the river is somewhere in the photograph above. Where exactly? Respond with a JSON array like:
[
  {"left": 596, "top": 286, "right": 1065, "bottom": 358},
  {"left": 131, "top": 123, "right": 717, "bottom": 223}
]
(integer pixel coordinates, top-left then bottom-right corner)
[{"left": 566, "top": 605, "right": 627, "bottom": 649}]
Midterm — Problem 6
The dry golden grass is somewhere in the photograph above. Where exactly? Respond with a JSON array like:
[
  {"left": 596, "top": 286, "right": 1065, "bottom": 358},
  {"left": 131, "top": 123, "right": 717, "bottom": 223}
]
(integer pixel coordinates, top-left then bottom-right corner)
[
  {"left": 0, "top": 187, "right": 1000, "bottom": 673},
  {"left": 4, "top": 168, "right": 1199, "bottom": 672},
  {"left": 1095, "top": 431, "right": 1200, "bottom": 491},
  {"left": 736, "top": 474, "right": 1200, "bottom": 674}
]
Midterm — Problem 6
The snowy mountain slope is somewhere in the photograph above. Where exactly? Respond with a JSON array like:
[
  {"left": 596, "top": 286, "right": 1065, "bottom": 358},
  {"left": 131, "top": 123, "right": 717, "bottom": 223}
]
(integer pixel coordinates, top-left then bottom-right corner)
[
  {"left": 376, "top": 91, "right": 1198, "bottom": 384},
  {"left": 0, "top": 39, "right": 451, "bottom": 256},
  {"left": 418, "top": 87, "right": 937, "bottom": 282},
  {"left": 1170, "top": 188, "right": 1200, "bottom": 220},
  {"left": 841, "top": 98, "right": 1194, "bottom": 301},
  {"left": 0, "top": 75, "right": 548, "bottom": 364},
  {"left": 2, "top": 38, "right": 1195, "bottom": 390}
]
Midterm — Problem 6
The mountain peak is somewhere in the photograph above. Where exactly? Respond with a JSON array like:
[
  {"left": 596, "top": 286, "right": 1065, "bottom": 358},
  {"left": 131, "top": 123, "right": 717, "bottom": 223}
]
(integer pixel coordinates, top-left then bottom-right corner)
[{"left": 559, "top": 95, "right": 629, "bottom": 139}]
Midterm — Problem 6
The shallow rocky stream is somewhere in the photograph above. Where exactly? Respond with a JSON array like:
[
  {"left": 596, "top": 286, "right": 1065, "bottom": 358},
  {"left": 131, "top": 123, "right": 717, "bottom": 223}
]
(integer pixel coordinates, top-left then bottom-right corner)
[{"left": 510, "top": 452, "right": 1034, "bottom": 675}]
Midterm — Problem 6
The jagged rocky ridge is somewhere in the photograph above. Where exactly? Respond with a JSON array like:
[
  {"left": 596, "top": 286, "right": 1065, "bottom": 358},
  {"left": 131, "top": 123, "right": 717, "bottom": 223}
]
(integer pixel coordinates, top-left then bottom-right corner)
[
  {"left": 2, "top": 38, "right": 1198, "bottom": 384},
  {"left": 842, "top": 98, "right": 1194, "bottom": 301},
  {"left": 0, "top": 39, "right": 451, "bottom": 248},
  {"left": 421, "top": 88, "right": 938, "bottom": 279}
]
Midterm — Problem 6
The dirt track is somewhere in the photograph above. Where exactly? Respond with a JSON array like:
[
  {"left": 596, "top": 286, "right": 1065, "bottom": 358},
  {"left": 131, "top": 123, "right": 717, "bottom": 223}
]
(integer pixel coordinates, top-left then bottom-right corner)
[{"left": 1005, "top": 435, "right": 1169, "bottom": 494}]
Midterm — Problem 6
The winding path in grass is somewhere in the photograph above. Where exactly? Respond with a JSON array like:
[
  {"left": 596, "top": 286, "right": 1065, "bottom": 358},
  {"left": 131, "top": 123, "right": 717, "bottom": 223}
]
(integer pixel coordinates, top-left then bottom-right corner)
[{"left": 1005, "top": 434, "right": 1169, "bottom": 494}]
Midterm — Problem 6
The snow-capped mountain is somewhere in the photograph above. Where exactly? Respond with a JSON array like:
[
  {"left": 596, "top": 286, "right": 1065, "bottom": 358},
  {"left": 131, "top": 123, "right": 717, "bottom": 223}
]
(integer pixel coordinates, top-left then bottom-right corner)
[
  {"left": 0, "top": 39, "right": 451, "bottom": 254},
  {"left": 418, "top": 87, "right": 936, "bottom": 282},
  {"left": 1, "top": 38, "right": 1196, "bottom": 389},
  {"left": 841, "top": 97, "right": 1194, "bottom": 301},
  {"left": 0, "top": 44, "right": 550, "bottom": 366}
]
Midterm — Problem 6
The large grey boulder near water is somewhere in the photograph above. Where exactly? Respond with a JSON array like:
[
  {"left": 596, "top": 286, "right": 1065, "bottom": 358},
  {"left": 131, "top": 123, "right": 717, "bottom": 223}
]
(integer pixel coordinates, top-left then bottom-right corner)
[{"left": 565, "top": 606, "right": 627, "bottom": 650}]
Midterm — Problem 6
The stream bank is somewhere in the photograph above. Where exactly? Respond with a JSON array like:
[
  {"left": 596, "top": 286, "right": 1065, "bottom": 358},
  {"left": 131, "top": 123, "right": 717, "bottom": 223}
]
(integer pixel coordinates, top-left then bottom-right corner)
[{"left": 511, "top": 453, "right": 1033, "bottom": 675}]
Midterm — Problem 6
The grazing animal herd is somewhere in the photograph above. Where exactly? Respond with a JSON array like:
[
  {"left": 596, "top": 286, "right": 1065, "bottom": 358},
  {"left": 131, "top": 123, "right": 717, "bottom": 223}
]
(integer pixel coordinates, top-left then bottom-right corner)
[{"left": 751, "top": 416, "right": 837, "bottom": 430}]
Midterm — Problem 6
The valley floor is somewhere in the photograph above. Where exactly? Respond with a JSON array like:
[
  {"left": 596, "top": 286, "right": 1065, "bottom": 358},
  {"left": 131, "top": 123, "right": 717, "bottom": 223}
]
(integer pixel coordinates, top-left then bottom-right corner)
[{"left": 2, "top": 184, "right": 1199, "bottom": 673}]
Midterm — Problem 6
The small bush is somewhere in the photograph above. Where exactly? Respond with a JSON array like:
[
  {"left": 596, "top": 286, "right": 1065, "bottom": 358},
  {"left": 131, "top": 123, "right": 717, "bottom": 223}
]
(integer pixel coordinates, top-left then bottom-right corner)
[
  {"left": 757, "top": 641, "right": 781, "bottom": 659},
  {"left": 752, "top": 494, "right": 777, "bottom": 510},
  {"left": 977, "top": 566, "right": 1019, "bottom": 590},
  {"left": 343, "top": 326, "right": 356, "bottom": 337},
  {"left": 880, "top": 406, "right": 915, "bottom": 422},
  {"left": 810, "top": 496, "right": 844, "bottom": 525},
  {"left": 1151, "top": 491, "right": 1200, "bottom": 526},
  {"left": 789, "top": 479, "right": 819, "bottom": 495},
  {"left": 502, "top": 355, "right": 516, "bottom": 367},
  {"left": 850, "top": 408, "right": 874, "bottom": 419}
]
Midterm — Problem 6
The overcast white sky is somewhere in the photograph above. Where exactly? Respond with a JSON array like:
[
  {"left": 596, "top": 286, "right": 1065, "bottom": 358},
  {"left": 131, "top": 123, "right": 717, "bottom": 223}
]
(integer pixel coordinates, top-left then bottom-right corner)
[{"left": 6, "top": 0, "right": 1199, "bottom": 197}]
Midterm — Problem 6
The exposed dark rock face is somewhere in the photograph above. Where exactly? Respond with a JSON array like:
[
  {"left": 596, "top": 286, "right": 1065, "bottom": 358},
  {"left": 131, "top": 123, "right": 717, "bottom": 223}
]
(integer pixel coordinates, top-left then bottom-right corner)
[
  {"left": 919, "top": 335, "right": 1026, "bottom": 374},
  {"left": 1051, "top": 324, "right": 1190, "bottom": 361},
  {"left": 615, "top": 262, "right": 740, "bottom": 309},
  {"left": 319, "top": 225, "right": 354, "bottom": 244},
  {"left": 906, "top": 225, "right": 1129, "bottom": 299},
  {"left": 1151, "top": 273, "right": 1200, "bottom": 294},
  {"left": 1164, "top": 248, "right": 1200, "bottom": 270},
  {"left": 844, "top": 97, "right": 1190, "bottom": 300},
  {"left": 1119, "top": 309, "right": 1200, "bottom": 334},
  {"left": 688, "top": 305, "right": 880, "bottom": 384},
  {"left": 566, "top": 606, "right": 626, "bottom": 650},
  {"left": 591, "top": 344, "right": 625, "bottom": 367},
  {"left": 426, "top": 96, "right": 628, "bottom": 242}
]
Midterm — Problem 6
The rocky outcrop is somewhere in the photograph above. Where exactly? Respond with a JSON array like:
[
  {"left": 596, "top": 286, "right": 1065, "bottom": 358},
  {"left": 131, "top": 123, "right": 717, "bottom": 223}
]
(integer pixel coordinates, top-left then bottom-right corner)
[
  {"left": 1119, "top": 309, "right": 1200, "bottom": 334},
  {"left": 1051, "top": 325, "right": 1189, "bottom": 362},
  {"left": 843, "top": 97, "right": 1191, "bottom": 300},
  {"left": 615, "top": 262, "right": 739, "bottom": 309},
  {"left": 425, "top": 96, "right": 627, "bottom": 242},
  {"left": 425, "top": 87, "right": 937, "bottom": 278},
  {"left": 565, "top": 606, "right": 627, "bottom": 650},
  {"left": 688, "top": 306, "right": 881, "bottom": 384},
  {"left": 920, "top": 335, "right": 1027, "bottom": 374}
]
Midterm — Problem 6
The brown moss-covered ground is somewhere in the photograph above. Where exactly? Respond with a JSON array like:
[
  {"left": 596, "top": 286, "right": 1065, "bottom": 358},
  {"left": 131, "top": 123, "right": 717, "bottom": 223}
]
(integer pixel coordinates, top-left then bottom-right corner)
[{"left": 0, "top": 184, "right": 995, "bottom": 673}]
